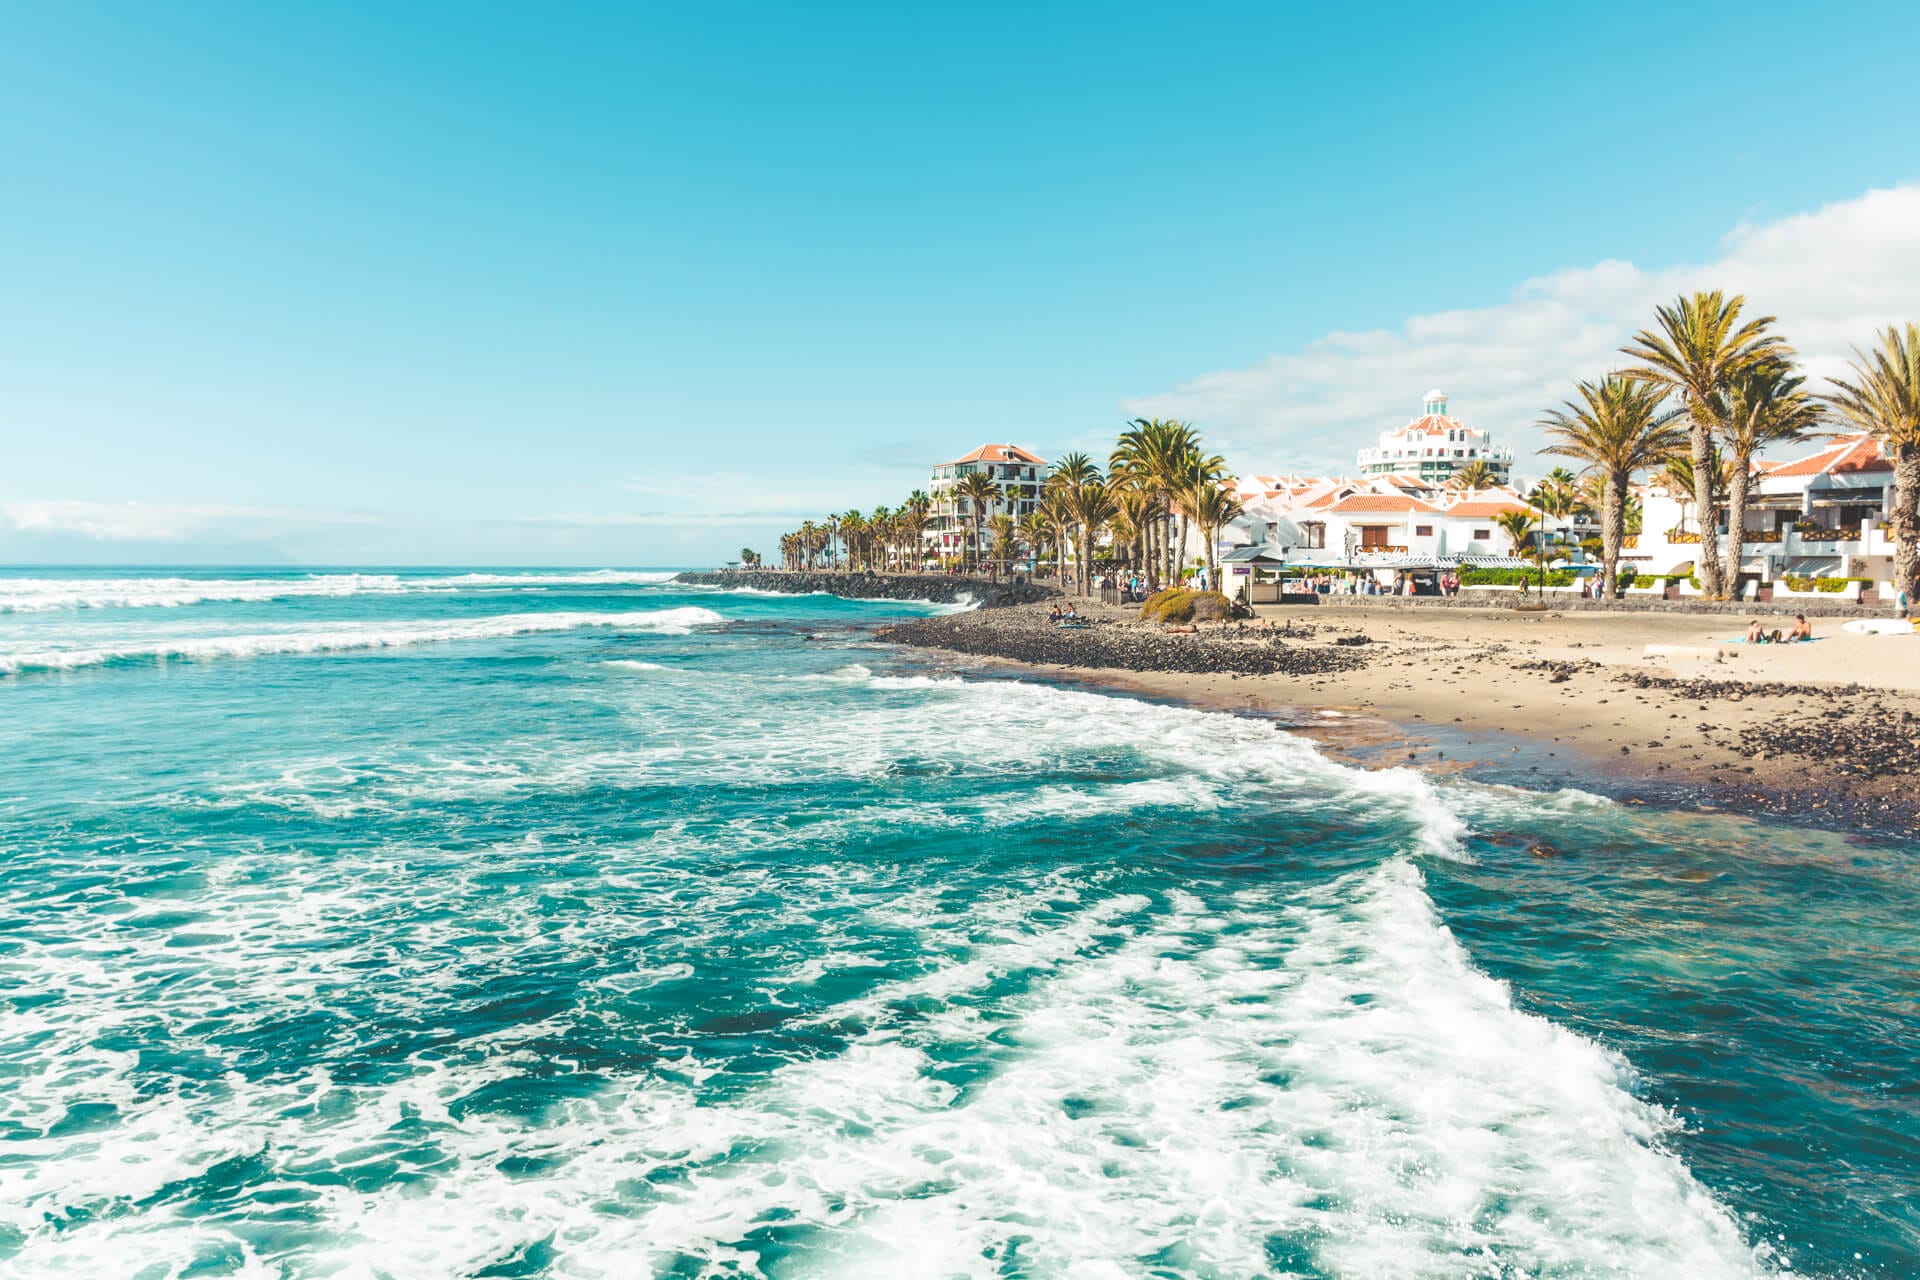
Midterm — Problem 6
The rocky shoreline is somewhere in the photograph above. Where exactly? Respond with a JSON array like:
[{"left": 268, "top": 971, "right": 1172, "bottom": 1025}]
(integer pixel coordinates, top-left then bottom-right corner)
[
  {"left": 878, "top": 606, "right": 1370, "bottom": 678},
  {"left": 675, "top": 569, "right": 1055, "bottom": 608},
  {"left": 873, "top": 598, "right": 1920, "bottom": 839}
]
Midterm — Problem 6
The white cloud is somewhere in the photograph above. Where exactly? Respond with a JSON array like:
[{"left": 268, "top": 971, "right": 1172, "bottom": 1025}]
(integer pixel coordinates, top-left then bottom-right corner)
[
  {"left": 1121, "top": 185, "right": 1920, "bottom": 477},
  {"left": 0, "top": 501, "right": 377, "bottom": 542}
]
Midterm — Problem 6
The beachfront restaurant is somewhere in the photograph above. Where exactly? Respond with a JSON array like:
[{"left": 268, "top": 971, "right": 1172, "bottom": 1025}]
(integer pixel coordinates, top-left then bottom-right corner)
[{"left": 1222, "top": 546, "right": 1537, "bottom": 600}]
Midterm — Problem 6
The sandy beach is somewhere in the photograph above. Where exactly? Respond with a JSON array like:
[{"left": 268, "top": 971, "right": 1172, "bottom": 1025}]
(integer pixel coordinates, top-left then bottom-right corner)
[{"left": 880, "top": 598, "right": 1920, "bottom": 836}]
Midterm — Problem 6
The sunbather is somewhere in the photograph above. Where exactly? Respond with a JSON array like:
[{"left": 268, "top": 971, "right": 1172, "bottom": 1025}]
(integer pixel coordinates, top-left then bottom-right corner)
[{"left": 1788, "top": 614, "right": 1813, "bottom": 642}]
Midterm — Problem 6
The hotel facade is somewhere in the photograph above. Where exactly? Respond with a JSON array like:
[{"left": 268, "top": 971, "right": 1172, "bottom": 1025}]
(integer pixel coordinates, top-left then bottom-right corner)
[
  {"left": 1355, "top": 390, "right": 1514, "bottom": 487},
  {"left": 924, "top": 443, "right": 1048, "bottom": 562}
]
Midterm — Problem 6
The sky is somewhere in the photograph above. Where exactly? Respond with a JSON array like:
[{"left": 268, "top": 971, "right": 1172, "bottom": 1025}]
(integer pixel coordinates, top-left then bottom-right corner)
[{"left": 3, "top": 1, "right": 1918, "bottom": 566}]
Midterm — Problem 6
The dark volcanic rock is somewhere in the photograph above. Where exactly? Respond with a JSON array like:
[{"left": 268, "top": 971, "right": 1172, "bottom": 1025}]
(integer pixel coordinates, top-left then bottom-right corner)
[
  {"left": 877, "top": 610, "right": 1368, "bottom": 679},
  {"left": 1616, "top": 672, "right": 1869, "bottom": 699},
  {"left": 675, "top": 570, "right": 1056, "bottom": 608}
]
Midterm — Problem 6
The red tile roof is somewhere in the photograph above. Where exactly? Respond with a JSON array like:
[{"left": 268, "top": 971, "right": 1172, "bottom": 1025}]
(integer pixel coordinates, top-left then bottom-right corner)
[
  {"left": 1325, "top": 494, "right": 1439, "bottom": 514},
  {"left": 1392, "top": 414, "right": 1467, "bottom": 437},
  {"left": 1443, "top": 499, "right": 1532, "bottom": 519},
  {"left": 940, "top": 443, "right": 1047, "bottom": 467},
  {"left": 1763, "top": 433, "right": 1889, "bottom": 478}
]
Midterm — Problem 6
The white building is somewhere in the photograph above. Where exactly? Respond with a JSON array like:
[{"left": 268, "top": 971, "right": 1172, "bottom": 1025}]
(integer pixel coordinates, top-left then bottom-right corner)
[
  {"left": 1225, "top": 473, "right": 1550, "bottom": 570},
  {"left": 1626, "top": 433, "right": 1902, "bottom": 593},
  {"left": 1355, "top": 390, "right": 1514, "bottom": 486},
  {"left": 925, "top": 443, "right": 1048, "bottom": 562}
]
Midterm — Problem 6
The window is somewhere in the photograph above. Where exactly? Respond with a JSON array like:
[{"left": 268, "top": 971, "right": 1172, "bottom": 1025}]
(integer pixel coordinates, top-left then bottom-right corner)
[
  {"left": 1360, "top": 526, "right": 1390, "bottom": 548},
  {"left": 1472, "top": 528, "right": 1490, "bottom": 540},
  {"left": 1415, "top": 525, "right": 1433, "bottom": 537},
  {"left": 1302, "top": 522, "right": 1326, "bottom": 549}
]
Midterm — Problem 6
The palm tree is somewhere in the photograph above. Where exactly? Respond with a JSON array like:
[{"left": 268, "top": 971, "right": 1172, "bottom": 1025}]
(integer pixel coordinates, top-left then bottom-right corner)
[
  {"left": 986, "top": 513, "right": 1018, "bottom": 580},
  {"left": 1619, "top": 290, "right": 1792, "bottom": 597},
  {"left": 1173, "top": 477, "right": 1244, "bottom": 593},
  {"left": 1065, "top": 479, "right": 1118, "bottom": 596},
  {"left": 953, "top": 471, "right": 1001, "bottom": 575},
  {"left": 1111, "top": 419, "right": 1207, "bottom": 589},
  {"left": 1722, "top": 361, "right": 1824, "bottom": 583},
  {"left": 865, "top": 505, "right": 892, "bottom": 571},
  {"left": 1539, "top": 376, "right": 1686, "bottom": 598},
  {"left": 1448, "top": 458, "right": 1500, "bottom": 491},
  {"left": 1659, "top": 448, "right": 1732, "bottom": 541},
  {"left": 1495, "top": 507, "right": 1541, "bottom": 592},
  {"left": 837, "top": 510, "right": 867, "bottom": 572},
  {"left": 1494, "top": 507, "right": 1537, "bottom": 556},
  {"left": 1825, "top": 323, "right": 1920, "bottom": 596},
  {"left": 1112, "top": 486, "right": 1154, "bottom": 575},
  {"left": 1038, "top": 486, "right": 1074, "bottom": 586},
  {"left": 1018, "top": 509, "right": 1051, "bottom": 574},
  {"left": 899, "top": 490, "right": 932, "bottom": 572}
]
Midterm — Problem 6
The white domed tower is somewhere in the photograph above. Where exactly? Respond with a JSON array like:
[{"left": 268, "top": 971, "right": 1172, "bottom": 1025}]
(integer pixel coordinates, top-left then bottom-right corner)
[{"left": 1356, "top": 391, "right": 1514, "bottom": 485}]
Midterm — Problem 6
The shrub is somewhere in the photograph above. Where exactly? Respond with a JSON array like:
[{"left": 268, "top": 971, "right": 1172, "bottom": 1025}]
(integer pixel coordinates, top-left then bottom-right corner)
[
  {"left": 1139, "top": 589, "right": 1232, "bottom": 623},
  {"left": 1140, "top": 588, "right": 1186, "bottom": 619},
  {"left": 1780, "top": 575, "right": 1864, "bottom": 592},
  {"left": 1459, "top": 567, "right": 1576, "bottom": 588}
]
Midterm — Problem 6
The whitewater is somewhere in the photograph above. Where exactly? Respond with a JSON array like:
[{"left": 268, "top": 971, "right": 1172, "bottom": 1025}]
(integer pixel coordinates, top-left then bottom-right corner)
[{"left": 0, "top": 568, "right": 1913, "bottom": 1278}]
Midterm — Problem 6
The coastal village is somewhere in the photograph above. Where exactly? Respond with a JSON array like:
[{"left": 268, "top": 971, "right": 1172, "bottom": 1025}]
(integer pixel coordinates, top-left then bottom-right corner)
[{"left": 734, "top": 295, "right": 1920, "bottom": 835}]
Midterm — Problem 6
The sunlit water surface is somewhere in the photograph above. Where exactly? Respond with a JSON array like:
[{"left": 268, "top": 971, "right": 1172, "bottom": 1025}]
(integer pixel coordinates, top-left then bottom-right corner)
[{"left": 0, "top": 569, "right": 1914, "bottom": 1278}]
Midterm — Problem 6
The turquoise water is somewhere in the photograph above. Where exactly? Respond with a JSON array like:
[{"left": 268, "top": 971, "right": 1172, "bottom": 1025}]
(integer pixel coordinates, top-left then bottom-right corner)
[{"left": 1, "top": 569, "right": 1915, "bottom": 1279}]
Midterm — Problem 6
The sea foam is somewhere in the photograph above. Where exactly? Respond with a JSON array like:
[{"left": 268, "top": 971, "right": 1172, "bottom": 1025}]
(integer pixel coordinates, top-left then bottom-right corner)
[
  {"left": 0, "top": 569, "right": 680, "bottom": 613},
  {"left": 0, "top": 607, "right": 721, "bottom": 675}
]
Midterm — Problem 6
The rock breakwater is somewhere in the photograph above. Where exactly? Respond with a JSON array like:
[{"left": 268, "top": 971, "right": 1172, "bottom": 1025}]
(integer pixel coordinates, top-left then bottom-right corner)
[
  {"left": 878, "top": 605, "right": 1368, "bottom": 678},
  {"left": 675, "top": 570, "right": 1056, "bottom": 608}
]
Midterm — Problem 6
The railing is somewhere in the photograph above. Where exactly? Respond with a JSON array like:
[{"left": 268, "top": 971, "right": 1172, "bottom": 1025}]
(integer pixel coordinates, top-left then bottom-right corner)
[
  {"left": 1665, "top": 528, "right": 1701, "bottom": 544},
  {"left": 1621, "top": 535, "right": 1639, "bottom": 549},
  {"left": 1356, "top": 545, "right": 1410, "bottom": 555},
  {"left": 1793, "top": 528, "right": 1861, "bottom": 543}
]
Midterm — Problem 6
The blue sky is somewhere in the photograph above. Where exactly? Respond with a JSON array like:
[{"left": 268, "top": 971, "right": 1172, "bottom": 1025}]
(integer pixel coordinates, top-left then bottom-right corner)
[{"left": 3, "top": 1, "right": 1917, "bottom": 565}]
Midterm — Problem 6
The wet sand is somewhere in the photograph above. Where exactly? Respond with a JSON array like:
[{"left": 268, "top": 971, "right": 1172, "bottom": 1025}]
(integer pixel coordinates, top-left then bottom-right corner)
[{"left": 879, "top": 600, "right": 1920, "bottom": 837}]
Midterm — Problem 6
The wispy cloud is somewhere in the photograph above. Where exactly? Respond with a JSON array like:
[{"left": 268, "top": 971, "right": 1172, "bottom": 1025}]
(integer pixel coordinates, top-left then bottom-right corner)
[
  {"left": 0, "top": 501, "right": 380, "bottom": 542},
  {"left": 1121, "top": 185, "right": 1920, "bottom": 475}
]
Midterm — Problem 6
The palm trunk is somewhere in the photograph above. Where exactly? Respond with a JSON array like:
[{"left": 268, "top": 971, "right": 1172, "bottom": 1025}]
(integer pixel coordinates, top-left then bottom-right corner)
[
  {"left": 1725, "top": 453, "right": 1753, "bottom": 600},
  {"left": 1893, "top": 443, "right": 1920, "bottom": 603},
  {"left": 1602, "top": 472, "right": 1626, "bottom": 600},
  {"left": 1689, "top": 416, "right": 1724, "bottom": 597}
]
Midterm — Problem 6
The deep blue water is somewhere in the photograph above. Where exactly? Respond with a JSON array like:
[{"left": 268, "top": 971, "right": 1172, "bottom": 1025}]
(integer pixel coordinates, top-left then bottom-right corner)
[{"left": 0, "top": 568, "right": 1914, "bottom": 1278}]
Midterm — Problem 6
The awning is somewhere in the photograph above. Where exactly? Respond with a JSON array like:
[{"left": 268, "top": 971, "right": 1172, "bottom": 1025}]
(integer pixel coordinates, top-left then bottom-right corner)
[
  {"left": 1220, "top": 543, "right": 1290, "bottom": 565},
  {"left": 1454, "top": 555, "right": 1534, "bottom": 568}
]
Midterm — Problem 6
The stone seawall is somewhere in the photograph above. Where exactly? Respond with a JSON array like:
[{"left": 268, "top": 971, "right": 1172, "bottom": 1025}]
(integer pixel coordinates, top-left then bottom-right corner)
[
  {"left": 673, "top": 570, "right": 1057, "bottom": 608},
  {"left": 1275, "top": 590, "right": 1892, "bottom": 619}
]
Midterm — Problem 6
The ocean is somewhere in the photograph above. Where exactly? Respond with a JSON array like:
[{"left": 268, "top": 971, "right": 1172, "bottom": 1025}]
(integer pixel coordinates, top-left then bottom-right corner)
[{"left": 0, "top": 568, "right": 1914, "bottom": 1278}]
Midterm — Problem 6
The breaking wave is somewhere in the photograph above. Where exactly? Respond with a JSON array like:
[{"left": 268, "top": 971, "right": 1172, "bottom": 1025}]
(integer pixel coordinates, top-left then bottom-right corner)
[
  {"left": 0, "top": 607, "right": 721, "bottom": 676},
  {"left": 0, "top": 570, "right": 680, "bottom": 613}
]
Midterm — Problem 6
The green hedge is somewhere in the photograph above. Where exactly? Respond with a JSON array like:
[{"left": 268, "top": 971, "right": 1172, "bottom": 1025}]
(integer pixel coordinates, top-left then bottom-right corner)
[
  {"left": 1781, "top": 575, "right": 1870, "bottom": 592},
  {"left": 1459, "top": 567, "right": 1576, "bottom": 587}
]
